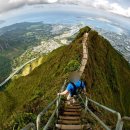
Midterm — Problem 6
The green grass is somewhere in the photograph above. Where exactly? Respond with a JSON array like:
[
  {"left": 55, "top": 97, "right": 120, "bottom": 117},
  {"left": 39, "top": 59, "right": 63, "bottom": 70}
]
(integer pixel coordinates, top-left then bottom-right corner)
[
  {"left": 0, "top": 32, "right": 83, "bottom": 129},
  {"left": 82, "top": 29, "right": 130, "bottom": 129},
  {"left": 0, "top": 55, "right": 12, "bottom": 82}
]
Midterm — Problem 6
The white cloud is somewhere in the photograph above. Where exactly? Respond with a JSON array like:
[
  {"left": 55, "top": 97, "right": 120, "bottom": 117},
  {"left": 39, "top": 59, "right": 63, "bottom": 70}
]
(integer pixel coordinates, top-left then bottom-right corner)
[
  {"left": 0, "top": 0, "right": 58, "bottom": 13},
  {"left": 58, "top": 0, "right": 130, "bottom": 18},
  {"left": 9, "top": 0, "right": 57, "bottom": 4},
  {"left": 110, "top": 3, "right": 130, "bottom": 17},
  {"left": 0, "top": 0, "right": 130, "bottom": 18}
]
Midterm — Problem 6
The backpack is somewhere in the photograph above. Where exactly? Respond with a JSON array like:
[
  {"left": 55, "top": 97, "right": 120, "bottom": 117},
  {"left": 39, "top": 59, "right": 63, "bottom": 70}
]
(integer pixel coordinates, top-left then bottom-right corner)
[
  {"left": 77, "top": 81, "right": 84, "bottom": 94},
  {"left": 70, "top": 81, "right": 85, "bottom": 96},
  {"left": 70, "top": 82, "right": 77, "bottom": 97}
]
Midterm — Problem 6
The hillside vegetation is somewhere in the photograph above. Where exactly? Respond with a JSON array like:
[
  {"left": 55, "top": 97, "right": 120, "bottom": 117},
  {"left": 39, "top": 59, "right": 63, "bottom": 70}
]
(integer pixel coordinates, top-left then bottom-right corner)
[
  {"left": 0, "top": 22, "right": 72, "bottom": 82},
  {"left": 0, "top": 26, "right": 130, "bottom": 129},
  {"left": 0, "top": 31, "right": 83, "bottom": 130},
  {"left": 82, "top": 29, "right": 130, "bottom": 129}
]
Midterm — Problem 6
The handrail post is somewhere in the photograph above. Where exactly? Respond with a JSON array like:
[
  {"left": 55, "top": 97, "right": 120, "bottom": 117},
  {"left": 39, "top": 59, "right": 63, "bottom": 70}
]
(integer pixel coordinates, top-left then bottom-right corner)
[
  {"left": 115, "top": 113, "right": 123, "bottom": 130},
  {"left": 117, "top": 116, "right": 130, "bottom": 130},
  {"left": 56, "top": 96, "right": 59, "bottom": 118},
  {"left": 36, "top": 113, "right": 42, "bottom": 130},
  {"left": 85, "top": 96, "right": 88, "bottom": 111}
]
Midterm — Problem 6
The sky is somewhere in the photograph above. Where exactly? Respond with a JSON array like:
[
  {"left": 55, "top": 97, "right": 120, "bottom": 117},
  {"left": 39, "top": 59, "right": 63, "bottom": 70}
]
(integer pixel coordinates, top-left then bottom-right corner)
[
  {"left": 0, "top": 0, "right": 130, "bottom": 17},
  {"left": 0, "top": 0, "right": 130, "bottom": 31}
]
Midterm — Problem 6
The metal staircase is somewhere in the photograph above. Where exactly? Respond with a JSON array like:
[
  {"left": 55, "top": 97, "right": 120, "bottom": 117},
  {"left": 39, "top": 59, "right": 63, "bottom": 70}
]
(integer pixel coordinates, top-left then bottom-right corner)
[
  {"left": 21, "top": 87, "right": 130, "bottom": 130},
  {"left": 55, "top": 99, "right": 91, "bottom": 130}
]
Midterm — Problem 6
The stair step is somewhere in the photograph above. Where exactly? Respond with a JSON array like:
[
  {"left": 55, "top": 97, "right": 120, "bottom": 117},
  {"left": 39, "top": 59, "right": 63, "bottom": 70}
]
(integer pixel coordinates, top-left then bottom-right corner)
[
  {"left": 62, "top": 112, "right": 80, "bottom": 116},
  {"left": 56, "top": 124, "right": 84, "bottom": 130},
  {"left": 64, "top": 109, "right": 81, "bottom": 112},
  {"left": 72, "top": 104, "right": 81, "bottom": 106},
  {"left": 65, "top": 106, "right": 81, "bottom": 109},
  {"left": 58, "top": 120, "right": 80, "bottom": 124},
  {"left": 65, "top": 104, "right": 81, "bottom": 108},
  {"left": 65, "top": 101, "right": 79, "bottom": 104},
  {"left": 59, "top": 116, "right": 80, "bottom": 120}
]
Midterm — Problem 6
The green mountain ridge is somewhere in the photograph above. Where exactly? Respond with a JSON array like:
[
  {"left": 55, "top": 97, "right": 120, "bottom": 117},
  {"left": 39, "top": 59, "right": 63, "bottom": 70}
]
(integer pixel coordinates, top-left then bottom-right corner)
[{"left": 0, "top": 27, "right": 130, "bottom": 130}]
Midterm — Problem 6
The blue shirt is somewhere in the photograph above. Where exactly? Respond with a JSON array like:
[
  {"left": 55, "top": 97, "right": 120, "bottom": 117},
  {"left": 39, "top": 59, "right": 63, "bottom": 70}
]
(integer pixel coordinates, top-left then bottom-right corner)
[{"left": 66, "top": 80, "right": 85, "bottom": 96}]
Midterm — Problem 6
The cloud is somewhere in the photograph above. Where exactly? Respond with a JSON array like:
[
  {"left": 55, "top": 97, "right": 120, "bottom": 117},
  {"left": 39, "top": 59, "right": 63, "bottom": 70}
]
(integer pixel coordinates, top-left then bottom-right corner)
[
  {"left": 110, "top": 3, "right": 130, "bottom": 17},
  {"left": 0, "top": 20, "right": 5, "bottom": 24},
  {"left": 0, "top": 0, "right": 58, "bottom": 13},
  {"left": 0, "top": 0, "right": 130, "bottom": 18},
  {"left": 58, "top": 0, "right": 130, "bottom": 18}
]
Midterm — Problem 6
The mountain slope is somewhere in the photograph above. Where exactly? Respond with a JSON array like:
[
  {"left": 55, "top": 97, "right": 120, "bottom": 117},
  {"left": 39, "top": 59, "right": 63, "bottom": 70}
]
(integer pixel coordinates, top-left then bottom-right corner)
[
  {"left": 0, "top": 22, "right": 52, "bottom": 82},
  {"left": 85, "top": 29, "right": 130, "bottom": 113},
  {"left": 0, "top": 22, "right": 74, "bottom": 83},
  {"left": 0, "top": 27, "right": 130, "bottom": 129},
  {"left": 0, "top": 33, "right": 82, "bottom": 130},
  {"left": 82, "top": 29, "right": 130, "bottom": 128}
]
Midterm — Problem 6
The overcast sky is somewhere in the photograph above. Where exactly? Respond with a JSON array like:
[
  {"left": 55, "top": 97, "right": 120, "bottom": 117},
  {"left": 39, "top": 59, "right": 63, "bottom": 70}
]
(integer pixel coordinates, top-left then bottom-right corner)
[{"left": 0, "top": 0, "right": 130, "bottom": 18}]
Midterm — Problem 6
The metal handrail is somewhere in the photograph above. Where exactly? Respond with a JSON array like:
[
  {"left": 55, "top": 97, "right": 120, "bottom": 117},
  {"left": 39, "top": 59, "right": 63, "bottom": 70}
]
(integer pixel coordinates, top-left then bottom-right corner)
[
  {"left": 122, "top": 116, "right": 130, "bottom": 121},
  {"left": 36, "top": 80, "right": 66, "bottom": 130},
  {"left": 36, "top": 97, "right": 58, "bottom": 130},
  {"left": 43, "top": 107, "right": 57, "bottom": 130},
  {"left": 21, "top": 80, "right": 66, "bottom": 130},
  {"left": 79, "top": 94, "right": 123, "bottom": 130},
  {"left": 87, "top": 107, "right": 111, "bottom": 130},
  {"left": 116, "top": 116, "right": 130, "bottom": 130},
  {"left": 88, "top": 98, "right": 122, "bottom": 130},
  {"left": 43, "top": 80, "right": 66, "bottom": 130}
]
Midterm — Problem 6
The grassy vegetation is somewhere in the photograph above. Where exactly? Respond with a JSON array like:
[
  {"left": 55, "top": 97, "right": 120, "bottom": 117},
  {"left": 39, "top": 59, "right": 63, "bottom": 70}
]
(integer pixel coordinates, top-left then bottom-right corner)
[
  {"left": 0, "top": 55, "right": 12, "bottom": 82},
  {"left": 64, "top": 60, "right": 80, "bottom": 73},
  {"left": 0, "top": 22, "right": 61, "bottom": 82},
  {"left": 82, "top": 29, "right": 130, "bottom": 129},
  {"left": 0, "top": 31, "right": 83, "bottom": 129}
]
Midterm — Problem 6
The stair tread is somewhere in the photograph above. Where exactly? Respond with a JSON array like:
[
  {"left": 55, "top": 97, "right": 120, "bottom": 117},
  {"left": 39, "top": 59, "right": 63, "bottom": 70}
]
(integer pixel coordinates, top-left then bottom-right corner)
[
  {"left": 58, "top": 120, "right": 81, "bottom": 124},
  {"left": 64, "top": 109, "right": 81, "bottom": 112},
  {"left": 64, "top": 102, "right": 80, "bottom": 105},
  {"left": 56, "top": 124, "right": 84, "bottom": 130},
  {"left": 62, "top": 112, "right": 80, "bottom": 116},
  {"left": 65, "top": 104, "right": 81, "bottom": 106},
  {"left": 65, "top": 106, "right": 81, "bottom": 109},
  {"left": 59, "top": 116, "right": 80, "bottom": 120}
]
